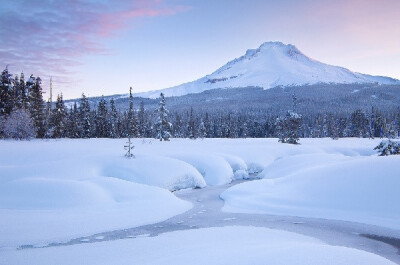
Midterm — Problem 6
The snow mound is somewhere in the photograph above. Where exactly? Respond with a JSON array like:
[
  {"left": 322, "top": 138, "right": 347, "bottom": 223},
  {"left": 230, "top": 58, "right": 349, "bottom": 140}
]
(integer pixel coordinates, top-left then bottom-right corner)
[
  {"left": 169, "top": 153, "right": 234, "bottom": 185},
  {"left": 218, "top": 153, "right": 249, "bottom": 179},
  {"left": 2, "top": 226, "right": 396, "bottom": 265},
  {"left": 222, "top": 156, "right": 400, "bottom": 229},
  {"left": 0, "top": 177, "right": 191, "bottom": 247},
  {"left": 101, "top": 155, "right": 206, "bottom": 191}
]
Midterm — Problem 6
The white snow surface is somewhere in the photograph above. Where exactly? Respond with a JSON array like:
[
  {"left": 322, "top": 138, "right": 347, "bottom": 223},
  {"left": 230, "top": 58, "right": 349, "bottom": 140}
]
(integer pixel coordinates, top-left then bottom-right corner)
[
  {"left": 1, "top": 137, "right": 399, "bottom": 249},
  {"left": 1, "top": 226, "right": 396, "bottom": 265},
  {"left": 137, "top": 42, "right": 399, "bottom": 98},
  {"left": 222, "top": 144, "right": 400, "bottom": 230}
]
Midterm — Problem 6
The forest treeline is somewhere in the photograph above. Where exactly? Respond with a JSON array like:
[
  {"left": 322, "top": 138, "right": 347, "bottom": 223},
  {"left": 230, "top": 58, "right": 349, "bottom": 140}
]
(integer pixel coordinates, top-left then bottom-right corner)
[{"left": 1, "top": 67, "right": 399, "bottom": 140}]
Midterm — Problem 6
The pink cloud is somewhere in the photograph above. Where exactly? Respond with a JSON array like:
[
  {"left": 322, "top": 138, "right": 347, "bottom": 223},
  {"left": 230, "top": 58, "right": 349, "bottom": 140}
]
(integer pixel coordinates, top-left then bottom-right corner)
[{"left": 0, "top": 0, "right": 191, "bottom": 82}]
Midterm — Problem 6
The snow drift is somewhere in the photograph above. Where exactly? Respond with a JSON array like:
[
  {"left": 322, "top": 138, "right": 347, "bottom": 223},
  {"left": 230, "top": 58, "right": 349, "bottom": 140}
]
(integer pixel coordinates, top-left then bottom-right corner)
[{"left": 222, "top": 155, "right": 400, "bottom": 229}]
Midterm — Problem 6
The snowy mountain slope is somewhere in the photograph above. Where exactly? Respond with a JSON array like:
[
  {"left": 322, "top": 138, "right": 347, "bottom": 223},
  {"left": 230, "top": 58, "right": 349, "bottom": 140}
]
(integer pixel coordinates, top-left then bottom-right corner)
[{"left": 137, "top": 42, "right": 399, "bottom": 98}]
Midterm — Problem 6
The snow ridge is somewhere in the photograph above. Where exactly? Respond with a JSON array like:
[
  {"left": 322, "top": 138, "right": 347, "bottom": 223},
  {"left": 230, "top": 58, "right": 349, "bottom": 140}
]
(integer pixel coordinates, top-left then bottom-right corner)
[{"left": 137, "top": 41, "right": 400, "bottom": 98}]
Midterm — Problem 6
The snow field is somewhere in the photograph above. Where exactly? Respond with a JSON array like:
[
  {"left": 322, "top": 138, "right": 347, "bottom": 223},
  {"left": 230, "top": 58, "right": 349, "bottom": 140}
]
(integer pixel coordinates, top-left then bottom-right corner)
[
  {"left": 0, "top": 137, "right": 395, "bottom": 248},
  {"left": 1, "top": 226, "right": 396, "bottom": 265}
]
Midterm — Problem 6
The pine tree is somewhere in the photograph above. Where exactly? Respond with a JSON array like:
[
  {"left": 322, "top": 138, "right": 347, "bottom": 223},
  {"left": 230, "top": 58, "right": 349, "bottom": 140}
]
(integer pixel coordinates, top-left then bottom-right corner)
[
  {"left": 276, "top": 95, "right": 302, "bottom": 144},
  {"left": 79, "top": 93, "right": 91, "bottom": 138},
  {"left": 127, "top": 87, "right": 139, "bottom": 137},
  {"left": 50, "top": 94, "right": 67, "bottom": 138},
  {"left": 28, "top": 75, "right": 46, "bottom": 138},
  {"left": 138, "top": 101, "right": 147, "bottom": 137},
  {"left": 154, "top": 92, "right": 172, "bottom": 141},
  {"left": 0, "top": 67, "right": 14, "bottom": 116},
  {"left": 19, "top": 73, "right": 29, "bottom": 110},
  {"left": 109, "top": 98, "right": 118, "bottom": 138},
  {"left": 96, "top": 96, "right": 109, "bottom": 138},
  {"left": 198, "top": 118, "right": 206, "bottom": 139},
  {"left": 188, "top": 107, "right": 196, "bottom": 139}
]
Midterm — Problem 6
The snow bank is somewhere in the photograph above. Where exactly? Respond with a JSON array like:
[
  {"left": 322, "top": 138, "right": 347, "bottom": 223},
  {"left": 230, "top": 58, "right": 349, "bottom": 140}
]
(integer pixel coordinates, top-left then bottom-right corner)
[
  {"left": 222, "top": 155, "right": 400, "bottom": 229},
  {"left": 1, "top": 226, "right": 395, "bottom": 265},
  {"left": 0, "top": 176, "right": 191, "bottom": 247},
  {"left": 101, "top": 155, "right": 206, "bottom": 190},
  {"left": 169, "top": 153, "right": 234, "bottom": 185},
  {"left": 0, "top": 140, "right": 194, "bottom": 247}
]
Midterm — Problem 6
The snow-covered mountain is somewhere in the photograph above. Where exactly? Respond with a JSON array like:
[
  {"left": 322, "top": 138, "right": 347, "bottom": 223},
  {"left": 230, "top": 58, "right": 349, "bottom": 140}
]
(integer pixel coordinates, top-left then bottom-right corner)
[{"left": 137, "top": 41, "right": 399, "bottom": 98}]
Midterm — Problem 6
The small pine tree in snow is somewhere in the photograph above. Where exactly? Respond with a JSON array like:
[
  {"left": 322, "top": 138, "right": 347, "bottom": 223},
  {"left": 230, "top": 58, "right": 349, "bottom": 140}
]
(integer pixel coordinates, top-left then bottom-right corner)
[
  {"left": 124, "top": 136, "right": 135, "bottom": 158},
  {"left": 154, "top": 93, "right": 172, "bottom": 141},
  {"left": 374, "top": 139, "right": 400, "bottom": 156}
]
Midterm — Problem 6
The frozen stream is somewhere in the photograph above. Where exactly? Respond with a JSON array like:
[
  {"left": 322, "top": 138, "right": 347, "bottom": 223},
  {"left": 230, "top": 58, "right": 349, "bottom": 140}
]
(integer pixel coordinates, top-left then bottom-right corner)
[{"left": 24, "top": 180, "right": 400, "bottom": 264}]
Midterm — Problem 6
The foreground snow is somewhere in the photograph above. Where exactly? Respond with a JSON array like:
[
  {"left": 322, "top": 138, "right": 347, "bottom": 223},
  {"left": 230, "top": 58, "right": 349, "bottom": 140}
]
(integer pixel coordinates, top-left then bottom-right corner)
[
  {"left": 0, "top": 137, "right": 398, "bottom": 250},
  {"left": 1, "top": 226, "right": 396, "bottom": 265},
  {"left": 222, "top": 151, "right": 400, "bottom": 230}
]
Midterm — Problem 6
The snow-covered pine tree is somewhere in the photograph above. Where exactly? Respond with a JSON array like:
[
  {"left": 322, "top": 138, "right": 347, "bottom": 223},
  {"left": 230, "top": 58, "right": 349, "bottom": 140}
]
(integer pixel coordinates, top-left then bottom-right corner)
[
  {"left": 109, "top": 98, "right": 118, "bottom": 138},
  {"left": 374, "top": 139, "right": 400, "bottom": 156},
  {"left": 50, "top": 94, "right": 67, "bottom": 138},
  {"left": 19, "top": 73, "right": 29, "bottom": 110},
  {"left": 65, "top": 103, "right": 80, "bottom": 138},
  {"left": 79, "top": 93, "right": 91, "bottom": 138},
  {"left": 127, "top": 87, "right": 139, "bottom": 137},
  {"left": 28, "top": 75, "right": 46, "bottom": 138},
  {"left": 188, "top": 107, "right": 196, "bottom": 139},
  {"left": 0, "top": 67, "right": 14, "bottom": 116},
  {"left": 154, "top": 92, "right": 172, "bottom": 141},
  {"left": 276, "top": 94, "right": 302, "bottom": 144},
  {"left": 198, "top": 118, "right": 206, "bottom": 139},
  {"left": 138, "top": 100, "right": 147, "bottom": 137},
  {"left": 96, "top": 96, "right": 109, "bottom": 138}
]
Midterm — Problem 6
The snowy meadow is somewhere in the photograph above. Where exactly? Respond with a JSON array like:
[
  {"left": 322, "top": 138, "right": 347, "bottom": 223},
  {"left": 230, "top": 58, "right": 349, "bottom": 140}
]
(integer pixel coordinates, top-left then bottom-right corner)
[{"left": 0, "top": 138, "right": 399, "bottom": 264}]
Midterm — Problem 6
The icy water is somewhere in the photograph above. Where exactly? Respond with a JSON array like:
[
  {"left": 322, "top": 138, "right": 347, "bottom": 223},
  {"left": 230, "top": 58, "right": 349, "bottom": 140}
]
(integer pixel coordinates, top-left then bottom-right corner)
[{"left": 24, "top": 180, "right": 400, "bottom": 264}]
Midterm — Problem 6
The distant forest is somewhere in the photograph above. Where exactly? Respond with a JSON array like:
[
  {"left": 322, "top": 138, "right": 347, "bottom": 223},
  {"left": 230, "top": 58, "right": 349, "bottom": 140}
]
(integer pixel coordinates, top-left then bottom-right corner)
[{"left": 1, "top": 67, "right": 399, "bottom": 140}]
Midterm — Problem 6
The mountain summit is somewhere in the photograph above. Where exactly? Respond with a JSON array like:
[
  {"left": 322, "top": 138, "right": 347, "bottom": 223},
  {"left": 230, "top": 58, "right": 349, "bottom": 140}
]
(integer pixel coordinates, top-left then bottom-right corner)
[{"left": 138, "top": 42, "right": 399, "bottom": 98}]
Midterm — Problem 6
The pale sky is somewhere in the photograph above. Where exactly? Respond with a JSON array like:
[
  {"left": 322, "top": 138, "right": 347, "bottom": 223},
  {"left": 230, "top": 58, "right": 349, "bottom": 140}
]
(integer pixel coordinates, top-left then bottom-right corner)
[{"left": 1, "top": 0, "right": 399, "bottom": 99}]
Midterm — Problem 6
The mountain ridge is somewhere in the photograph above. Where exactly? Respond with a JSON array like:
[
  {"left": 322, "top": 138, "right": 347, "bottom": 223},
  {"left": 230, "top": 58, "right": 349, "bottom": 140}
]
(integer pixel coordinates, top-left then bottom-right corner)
[{"left": 135, "top": 41, "right": 399, "bottom": 99}]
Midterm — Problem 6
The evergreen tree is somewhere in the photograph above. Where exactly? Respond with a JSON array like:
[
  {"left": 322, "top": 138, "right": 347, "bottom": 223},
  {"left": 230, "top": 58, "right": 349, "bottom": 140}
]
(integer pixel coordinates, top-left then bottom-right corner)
[
  {"left": 138, "top": 101, "right": 147, "bottom": 137},
  {"left": 79, "top": 93, "right": 91, "bottom": 138},
  {"left": 188, "top": 107, "right": 196, "bottom": 139},
  {"left": 198, "top": 118, "right": 206, "bottom": 139},
  {"left": 96, "top": 96, "right": 109, "bottom": 138},
  {"left": 127, "top": 87, "right": 139, "bottom": 137},
  {"left": 50, "top": 94, "right": 67, "bottom": 138},
  {"left": 65, "top": 103, "right": 80, "bottom": 138},
  {"left": 0, "top": 67, "right": 14, "bottom": 116},
  {"left": 28, "top": 75, "right": 46, "bottom": 138},
  {"left": 109, "top": 98, "right": 118, "bottom": 138},
  {"left": 154, "top": 93, "right": 172, "bottom": 141}
]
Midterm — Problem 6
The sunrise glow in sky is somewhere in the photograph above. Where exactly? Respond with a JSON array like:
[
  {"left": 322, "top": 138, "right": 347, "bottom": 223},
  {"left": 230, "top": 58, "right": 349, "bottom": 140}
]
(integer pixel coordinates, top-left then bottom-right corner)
[{"left": 1, "top": 0, "right": 399, "bottom": 99}]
